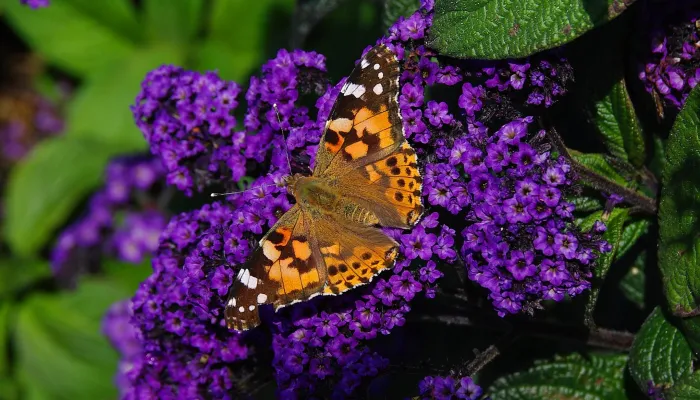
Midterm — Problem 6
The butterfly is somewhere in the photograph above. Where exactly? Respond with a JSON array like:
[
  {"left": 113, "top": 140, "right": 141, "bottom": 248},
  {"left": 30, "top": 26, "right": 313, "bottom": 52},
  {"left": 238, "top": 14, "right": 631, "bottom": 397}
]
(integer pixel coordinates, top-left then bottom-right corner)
[{"left": 224, "top": 44, "right": 424, "bottom": 331}]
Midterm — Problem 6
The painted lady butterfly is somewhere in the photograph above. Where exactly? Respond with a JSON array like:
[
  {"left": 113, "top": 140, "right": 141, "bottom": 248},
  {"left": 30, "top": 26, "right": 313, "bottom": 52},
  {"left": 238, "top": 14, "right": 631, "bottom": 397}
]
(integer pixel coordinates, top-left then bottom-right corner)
[{"left": 225, "top": 44, "right": 424, "bottom": 331}]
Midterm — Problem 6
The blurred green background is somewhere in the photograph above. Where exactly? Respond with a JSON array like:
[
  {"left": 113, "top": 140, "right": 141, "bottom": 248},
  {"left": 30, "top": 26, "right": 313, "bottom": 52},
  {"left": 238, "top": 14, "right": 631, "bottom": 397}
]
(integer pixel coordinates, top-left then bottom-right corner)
[{"left": 0, "top": 0, "right": 392, "bottom": 398}]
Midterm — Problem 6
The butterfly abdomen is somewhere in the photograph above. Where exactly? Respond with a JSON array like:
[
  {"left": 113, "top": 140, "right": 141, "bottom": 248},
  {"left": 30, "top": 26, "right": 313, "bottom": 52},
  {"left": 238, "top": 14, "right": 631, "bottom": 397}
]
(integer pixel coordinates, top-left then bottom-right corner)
[{"left": 339, "top": 202, "right": 379, "bottom": 226}]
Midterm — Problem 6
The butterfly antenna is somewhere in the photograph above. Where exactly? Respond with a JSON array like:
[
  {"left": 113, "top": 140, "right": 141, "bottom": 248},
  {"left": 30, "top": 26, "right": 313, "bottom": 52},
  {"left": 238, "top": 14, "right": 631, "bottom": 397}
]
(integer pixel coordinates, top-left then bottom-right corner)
[
  {"left": 273, "top": 103, "right": 293, "bottom": 177},
  {"left": 210, "top": 183, "right": 280, "bottom": 198}
]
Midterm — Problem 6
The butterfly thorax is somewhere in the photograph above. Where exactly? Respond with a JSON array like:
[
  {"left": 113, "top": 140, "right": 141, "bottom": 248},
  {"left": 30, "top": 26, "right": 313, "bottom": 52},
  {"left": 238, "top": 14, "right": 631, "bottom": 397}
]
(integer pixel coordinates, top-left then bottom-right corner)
[{"left": 286, "top": 173, "right": 379, "bottom": 226}]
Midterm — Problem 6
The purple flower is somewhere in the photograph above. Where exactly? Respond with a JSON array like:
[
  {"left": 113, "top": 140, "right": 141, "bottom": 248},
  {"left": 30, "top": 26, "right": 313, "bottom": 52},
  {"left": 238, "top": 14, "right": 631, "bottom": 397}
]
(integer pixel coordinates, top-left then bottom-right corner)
[
  {"left": 401, "top": 225, "right": 437, "bottom": 260},
  {"left": 419, "top": 374, "right": 483, "bottom": 400},
  {"left": 20, "top": 0, "right": 49, "bottom": 8},
  {"left": 51, "top": 157, "right": 167, "bottom": 276},
  {"left": 458, "top": 82, "right": 484, "bottom": 115},
  {"left": 637, "top": 3, "right": 700, "bottom": 111}
]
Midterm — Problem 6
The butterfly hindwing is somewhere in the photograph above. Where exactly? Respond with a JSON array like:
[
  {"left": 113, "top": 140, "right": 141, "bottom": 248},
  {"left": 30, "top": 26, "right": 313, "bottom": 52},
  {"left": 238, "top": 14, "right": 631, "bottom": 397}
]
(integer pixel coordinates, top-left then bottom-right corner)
[
  {"left": 309, "top": 215, "right": 398, "bottom": 295},
  {"left": 314, "top": 45, "right": 403, "bottom": 175},
  {"left": 224, "top": 205, "right": 326, "bottom": 330},
  {"left": 336, "top": 140, "right": 424, "bottom": 229}
]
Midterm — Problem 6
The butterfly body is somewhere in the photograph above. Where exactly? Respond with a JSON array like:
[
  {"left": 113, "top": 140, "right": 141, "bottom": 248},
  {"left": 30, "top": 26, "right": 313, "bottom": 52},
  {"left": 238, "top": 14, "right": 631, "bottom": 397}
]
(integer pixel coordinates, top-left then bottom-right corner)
[
  {"left": 288, "top": 173, "right": 379, "bottom": 226},
  {"left": 225, "top": 44, "right": 424, "bottom": 331}
]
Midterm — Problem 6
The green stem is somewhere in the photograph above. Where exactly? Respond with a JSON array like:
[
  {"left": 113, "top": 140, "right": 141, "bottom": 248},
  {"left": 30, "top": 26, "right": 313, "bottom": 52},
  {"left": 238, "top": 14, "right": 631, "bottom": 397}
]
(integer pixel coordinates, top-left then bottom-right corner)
[{"left": 545, "top": 128, "right": 658, "bottom": 215}]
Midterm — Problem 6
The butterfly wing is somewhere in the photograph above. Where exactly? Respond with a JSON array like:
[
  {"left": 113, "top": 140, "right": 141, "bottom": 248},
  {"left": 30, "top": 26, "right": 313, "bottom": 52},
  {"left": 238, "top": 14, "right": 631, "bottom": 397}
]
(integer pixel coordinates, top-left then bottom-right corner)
[
  {"left": 308, "top": 213, "right": 399, "bottom": 295},
  {"left": 313, "top": 44, "right": 404, "bottom": 176},
  {"left": 224, "top": 205, "right": 327, "bottom": 331},
  {"left": 313, "top": 44, "right": 423, "bottom": 229},
  {"left": 336, "top": 140, "right": 424, "bottom": 228}
]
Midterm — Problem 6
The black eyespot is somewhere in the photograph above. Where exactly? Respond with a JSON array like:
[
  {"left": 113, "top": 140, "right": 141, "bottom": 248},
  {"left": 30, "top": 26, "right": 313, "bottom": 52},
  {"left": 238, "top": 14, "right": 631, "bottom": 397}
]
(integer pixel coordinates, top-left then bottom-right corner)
[
  {"left": 325, "top": 130, "right": 340, "bottom": 145},
  {"left": 267, "top": 231, "right": 285, "bottom": 244},
  {"left": 386, "top": 157, "right": 398, "bottom": 167},
  {"left": 328, "top": 265, "right": 338, "bottom": 276},
  {"left": 339, "top": 264, "right": 348, "bottom": 273},
  {"left": 362, "top": 252, "right": 372, "bottom": 260},
  {"left": 394, "top": 192, "right": 404, "bottom": 202}
]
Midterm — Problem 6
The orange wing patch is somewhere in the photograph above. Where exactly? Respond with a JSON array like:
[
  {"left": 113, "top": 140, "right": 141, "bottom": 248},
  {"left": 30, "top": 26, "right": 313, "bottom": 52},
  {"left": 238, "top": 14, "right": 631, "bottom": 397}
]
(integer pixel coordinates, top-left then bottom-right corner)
[
  {"left": 264, "top": 218, "right": 324, "bottom": 307},
  {"left": 224, "top": 206, "right": 326, "bottom": 330},
  {"left": 321, "top": 238, "right": 397, "bottom": 295},
  {"left": 361, "top": 141, "right": 424, "bottom": 226},
  {"left": 313, "top": 44, "right": 402, "bottom": 176}
]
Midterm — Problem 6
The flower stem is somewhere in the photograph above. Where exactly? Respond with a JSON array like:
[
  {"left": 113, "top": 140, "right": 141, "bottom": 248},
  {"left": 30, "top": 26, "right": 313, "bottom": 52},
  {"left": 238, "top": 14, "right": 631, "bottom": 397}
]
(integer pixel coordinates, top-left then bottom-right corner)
[{"left": 545, "top": 127, "right": 658, "bottom": 215}]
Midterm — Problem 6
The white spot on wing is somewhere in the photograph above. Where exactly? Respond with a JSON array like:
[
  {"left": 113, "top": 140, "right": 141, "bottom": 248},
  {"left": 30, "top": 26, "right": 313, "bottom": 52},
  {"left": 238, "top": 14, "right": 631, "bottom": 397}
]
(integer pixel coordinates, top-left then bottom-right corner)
[
  {"left": 374, "top": 63, "right": 380, "bottom": 70},
  {"left": 342, "top": 82, "right": 359, "bottom": 96},
  {"left": 378, "top": 72, "right": 383, "bottom": 79},
  {"left": 236, "top": 268, "right": 258, "bottom": 289},
  {"left": 373, "top": 84, "right": 383, "bottom": 95},
  {"left": 352, "top": 84, "right": 366, "bottom": 98},
  {"left": 227, "top": 297, "right": 236, "bottom": 307},
  {"left": 361, "top": 59, "right": 370, "bottom": 69},
  {"left": 248, "top": 305, "right": 256, "bottom": 311},
  {"left": 238, "top": 306, "right": 245, "bottom": 312},
  {"left": 257, "top": 293, "right": 268, "bottom": 303}
]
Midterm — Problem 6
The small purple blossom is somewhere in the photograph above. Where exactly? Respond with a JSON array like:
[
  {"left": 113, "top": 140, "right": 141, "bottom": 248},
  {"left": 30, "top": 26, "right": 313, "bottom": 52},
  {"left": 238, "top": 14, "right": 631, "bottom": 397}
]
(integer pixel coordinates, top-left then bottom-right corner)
[{"left": 20, "top": 0, "right": 49, "bottom": 8}]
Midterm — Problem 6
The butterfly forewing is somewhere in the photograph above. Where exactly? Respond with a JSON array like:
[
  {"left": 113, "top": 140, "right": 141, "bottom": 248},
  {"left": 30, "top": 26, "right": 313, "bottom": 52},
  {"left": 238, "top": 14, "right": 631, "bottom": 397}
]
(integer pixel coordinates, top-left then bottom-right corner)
[{"left": 314, "top": 45, "right": 404, "bottom": 175}]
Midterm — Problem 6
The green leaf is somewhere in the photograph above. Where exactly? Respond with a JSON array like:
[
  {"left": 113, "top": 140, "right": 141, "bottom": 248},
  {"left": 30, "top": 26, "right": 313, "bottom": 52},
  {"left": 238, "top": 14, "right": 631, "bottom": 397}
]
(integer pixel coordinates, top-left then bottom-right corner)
[
  {"left": 571, "top": 151, "right": 631, "bottom": 187},
  {"left": 143, "top": 0, "right": 203, "bottom": 46},
  {"left": 66, "top": 45, "right": 185, "bottom": 149},
  {"left": 0, "top": 259, "right": 51, "bottom": 300},
  {"left": 3, "top": 137, "right": 124, "bottom": 257},
  {"left": 0, "top": 301, "right": 10, "bottom": 377},
  {"left": 199, "top": 0, "right": 293, "bottom": 82},
  {"left": 595, "top": 79, "right": 646, "bottom": 167},
  {"left": 13, "top": 278, "right": 129, "bottom": 400},
  {"left": 382, "top": 0, "right": 420, "bottom": 30},
  {"left": 2, "top": 0, "right": 140, "bottom": 76},
  {"left": 658, "top": 86, "right": 700, "bottom": 351},
  {"left": 489, "top": 353, "right": 628, "bottom": 400},
  {"left": 103, "top": 258, "right": 153, "bottom": 293},
  {"left": 579, "top": 208, "right": 628, "bottom": 278},
  {"left": 617, "top": 218, "right": 650, "bottom": 260},
  {"left": 629, "top": 307, "right": 694, "bottom": 393},
  {"left": 667, "top": 372, "right": 700, "bottom": 400},
  {"left": 619, "top": 257, "right": 645, "bottom": 309},
  {"left": 570, "top": 195, "right": 603, "bottom": 213},
  {"left": 579, "top": 208, "right": 628, "bottom": 323},
  {"left": 0, "top": 377, "right": 18, "bottom": 400},
  {"left": 190, "top": 39, "right": 259, "bottom": 82},
  {"left": 428, "top": 0, "right": 635, "bottom": 59}
]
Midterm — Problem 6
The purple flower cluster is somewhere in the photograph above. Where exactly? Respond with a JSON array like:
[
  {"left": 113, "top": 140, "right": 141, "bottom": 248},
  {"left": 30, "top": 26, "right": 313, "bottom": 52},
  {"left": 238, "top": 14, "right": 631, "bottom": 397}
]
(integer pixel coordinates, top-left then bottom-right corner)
[
  {"left": 132, "top": 67, "right": 243, "bottom": 195},
  {"left": 132, "top": 48, "right": 326, "bottom": 195},
  {"left": 51, "top": 156, "right": 167, "bottom": 275},
  {"left": 458, "top": 119, "right": 605, "bottom": 316},
  {"left": 121, "top": 0, "right": 609, "bottom": 397},
  {"left": 419, "top": 375, "right": 484, "bottom": 400},
  {"left": 378, "top": 3, "right": 607, "bottom": 316},
  {"left": 271, "top": 212, "right": 448, "bottom": 397},
  {"left": 0, "top": 93, "right": 63, "bottom": 162},
  {"left": 126, "top": 40, "right": 451, "bottom": 396},
  {"left": 102, "top": 300, "right": 142, "bottom": 394},
  {"left": 19, "top": 0, "right": 49, "bottom": 8},
  {"left": 638, "top": 2, "right": 700, "bottom": 109},
  {"left": 126, "top": 199, "right": 257, "bottom": 399}
]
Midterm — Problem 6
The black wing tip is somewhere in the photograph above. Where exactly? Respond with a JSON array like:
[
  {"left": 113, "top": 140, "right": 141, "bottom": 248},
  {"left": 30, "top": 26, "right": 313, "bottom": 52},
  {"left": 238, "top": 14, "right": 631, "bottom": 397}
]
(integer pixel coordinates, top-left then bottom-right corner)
[
  {"left": 360, "top": 43, "right": 398, "bottom": 65},
  {"left": 224, "top": 306, "right": 262, "bottom": 332},
  {"left": 224, "top": 293, "right": 263, "bottom": 332}
]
